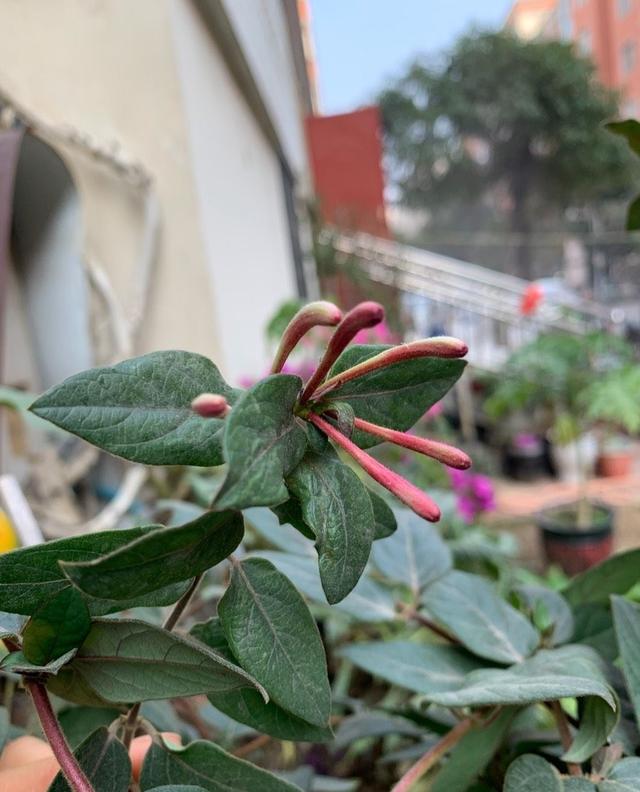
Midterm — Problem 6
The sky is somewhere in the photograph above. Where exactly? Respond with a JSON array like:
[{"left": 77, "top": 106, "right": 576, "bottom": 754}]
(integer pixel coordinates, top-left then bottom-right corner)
[{"left": 309, "top": 0, "right": 512, "bottom": 115}]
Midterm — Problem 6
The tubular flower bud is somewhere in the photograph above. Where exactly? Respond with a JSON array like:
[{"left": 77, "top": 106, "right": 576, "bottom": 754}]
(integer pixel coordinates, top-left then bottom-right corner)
[
  {"left": 300, "top": 301, "right": 385, "bottom": 403},
  {"left": 309, "top": 414, "right": 441, "bottom": 522},
  {"left": 191, "top": 393, "right": 230, "bottom": 418},
  {"left": 313, "top": 337, "right": 468, "bottom": 399},
  {"left": 270, "top": 301, "right": 343, "bottom": 374},
  {"left": 352, "top": 417, "right": 471, "bottom": 469}
]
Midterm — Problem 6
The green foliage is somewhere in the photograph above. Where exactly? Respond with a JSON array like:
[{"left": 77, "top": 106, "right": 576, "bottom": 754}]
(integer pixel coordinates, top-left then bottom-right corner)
[
  {"left": 49, "top": 728, "right": 131, "bottom": 792},
  {"left": 607, "top": 119, "right": 640, "bottom": 230}
]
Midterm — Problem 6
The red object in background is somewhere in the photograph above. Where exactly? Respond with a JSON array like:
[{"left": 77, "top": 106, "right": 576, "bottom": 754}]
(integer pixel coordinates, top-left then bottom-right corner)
[
  {"left": 305, "top": 106, "right": 389, "bottom": 238},
  {"left": 520, "top": 282, "right": 544, "bottom": 315}
]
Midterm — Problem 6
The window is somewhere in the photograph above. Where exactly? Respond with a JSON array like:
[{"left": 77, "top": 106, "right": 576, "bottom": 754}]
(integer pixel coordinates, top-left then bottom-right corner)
[
  {"left": 618, "top": 0, "right": 632, "bottom": 16},
  {"left": 622, "top": 40, "right": 637, "bottom": 74}
]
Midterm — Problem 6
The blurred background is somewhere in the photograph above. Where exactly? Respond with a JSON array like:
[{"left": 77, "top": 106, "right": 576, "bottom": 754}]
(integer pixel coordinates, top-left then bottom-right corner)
[{"left": 3, "top": 0, "right": 640, "bottom": 571}]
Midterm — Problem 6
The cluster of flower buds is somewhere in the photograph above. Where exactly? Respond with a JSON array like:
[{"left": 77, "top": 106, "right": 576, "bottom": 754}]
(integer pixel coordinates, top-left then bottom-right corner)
[
  {"left": 276, "top": 301, "right": 470, "bottom": 523},
  {"left": 190, "top": 300, "right": 470, "bottom": 523}
]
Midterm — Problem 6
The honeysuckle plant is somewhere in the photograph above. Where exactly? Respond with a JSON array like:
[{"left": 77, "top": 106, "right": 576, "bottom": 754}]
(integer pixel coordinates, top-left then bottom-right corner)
[{"left": 0, "top": 300, "right": 472, "bottom": 792}]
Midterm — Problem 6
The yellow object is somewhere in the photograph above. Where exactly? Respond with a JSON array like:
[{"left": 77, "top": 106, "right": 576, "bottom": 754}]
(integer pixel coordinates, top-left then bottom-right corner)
[{"left": 0, "top": 510, "right": 19, "bottom": 552}]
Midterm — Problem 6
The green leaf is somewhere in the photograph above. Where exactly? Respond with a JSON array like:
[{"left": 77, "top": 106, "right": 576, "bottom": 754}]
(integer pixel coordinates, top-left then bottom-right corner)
[
  {"left": 246, "top": 507, "right": 314, "bottom": 555},
  {"left": 564, "top": 780, "right": 598, "bottom": 792},
  {"left": 418, "top": 645, "right": 617, "bottom": 718},
  {"left": 431, "top": 708, "right": 517, "bottom": 792},
  {"left": 191, "top": 618, "right": 332, "bottom": 742},
  {"left": 626, "top": 194, "right": 640, "bottom": 231},
  {"left": 30, "top": 351, "right": 236, "bottom": 466},
  {"left": 252, "top": 550, "right": 397, "bottom": 622},
  {"left": 334, "top": 712, "right": 424, "bottom": 748},
  {"left": 503, "top": 755, "right": 563, "bottom": 792},
  {"left": 271, "top": 498, "right": 315, "bottom": 541},
  {"left": 572, "top": 603, "right": 617, "bottom": 662},
  {"left": 611, "top": 596, "right": 640, "bottom": 729},
  {"left": 327, "top": 344, "right": 466, "bottom": 447},
  {"left": 515, "top": 585, "right": 574, "bottom": 646},
  {"left": 63, "top": 619, "right": 264, "bottom": 704},
  {"left": 139, "top": 739, "right": 301, "bottom": 792},
  {"left": 368, "top": 490, "right": 397, "bottom": 540},
  {"left": 218, "top": 558, "right": 331, "bottom": 727},
  {"left": 563, "top": 549, "right": 640, "bottom": 608},
  {"left": 286, "top": 449, "right": 375, "bottom": 603},
  {"left": 339, "top": 640, "right": 485, "bottom": 695},
  {"left": 420, "top": 570, "right": 539, "bottom": 664},
  {"left": 48, "top": 727, "right": 131, "bottom": 792},
  {"left": 372, "top": 509, "right": 451, "bottom": 596},
  {"left": 564, "top": 695, "right": 619, "bottom": 763},
  {"left": 600, "top": 758, "right": 640, "bottom": 791},
  {"left": 1, "top": 648, "right": 76, "bottom": 675},
  {"left": 607, "top": 119, "right": 640, "bottom": 156},
  {"left": 22, "top": 587, "right": 91, "bottom": 665},
  {"left": 61, "top": 511, "right": 243, "bottom": 601},
  {"left": 58, "top": 706, "right": 122, "bottom": 750},
  {"left": 317, "top": 401, "right": 355, "bottom": 437},
  {"left": 214, "top": 375, "right": 307, "bottom": 510},
  {"left": 146, "top": 787, "right": 209, "bottom": 792},
  {"left": 0, "top": 527, "right": 190, "bottom": 616}
]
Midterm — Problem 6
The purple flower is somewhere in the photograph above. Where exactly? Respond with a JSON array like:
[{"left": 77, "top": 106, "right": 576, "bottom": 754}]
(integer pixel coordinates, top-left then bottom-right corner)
[{"left": 448, "top": 469, "right": 496, "bottom": 523}]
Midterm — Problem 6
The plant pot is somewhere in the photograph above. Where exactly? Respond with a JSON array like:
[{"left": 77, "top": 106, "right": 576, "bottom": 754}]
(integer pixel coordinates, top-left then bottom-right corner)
[
  {"left": 597, "top": 450, "right": 634, "bottom": 478},
  {"left": 537, "top": 502, "right": 613, "bottom": 575},
  {"left": 503, "top": 435, "right": 547, "bottom": 482},
  {"left": 550, "top": 433, "right": 598, "bottom": 483}
]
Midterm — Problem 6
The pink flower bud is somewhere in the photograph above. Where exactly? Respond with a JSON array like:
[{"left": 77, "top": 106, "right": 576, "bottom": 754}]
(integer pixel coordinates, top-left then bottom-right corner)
[
  {"left": 313, "top": 337, "right": 468, "bottom": 399},
  {"left": 270, "top": 301, "right": 343, "bottom": 374},
  {"left": 191, "top": 393, "right": 230, "bottom": 418},
  {"left": 300, "top": 301, "right": 385, "bottom": 403},
  {"left": 353, "top": 418, "right": 471, "bottom": 469},
  {"left": 309, "top": 414, "right": 440, "bottom": 522}
]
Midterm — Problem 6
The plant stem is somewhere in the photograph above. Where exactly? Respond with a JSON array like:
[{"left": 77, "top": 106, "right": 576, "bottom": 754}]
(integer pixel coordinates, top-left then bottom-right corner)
[
  {"left": 549, "top": 700, "right": 582, "bottom": 776},
  {"left": 391, "top": 717, "right": 474, "bottom": 792},
  {"left": 26, "top": 679, "right": 94, "bottom": 792},
  {"left": 122, "top": 574, "right": 203, "bottom": 748},
  {"left": 400, "top": 604, "right": 460, "bottom": 644}
]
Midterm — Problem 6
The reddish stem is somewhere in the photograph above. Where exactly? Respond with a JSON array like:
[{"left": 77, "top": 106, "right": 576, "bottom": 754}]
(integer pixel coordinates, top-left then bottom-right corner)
[
  {"left": 270, "top": 301, "right": 342, "bottom": 374},
  {"left": 352, "top": 418, "right": 471, "bottom": 469},
  {"left": 26, "top": 679, "right": 94, "bottom": 792},
  {"left": 312, "top": 337, "right": 468, "bottom": 400},
  {"left": 299, "top": 301, "right": 384, "bottom": 403},
  {"left": 309, "top": 414, "right": 440, "bottom": 522}
]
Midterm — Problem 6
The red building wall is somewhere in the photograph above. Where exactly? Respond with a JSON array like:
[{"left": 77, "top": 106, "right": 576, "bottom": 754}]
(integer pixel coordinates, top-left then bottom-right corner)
[{"left": 305, "top": 106, "right": 389, "bottom": 238}]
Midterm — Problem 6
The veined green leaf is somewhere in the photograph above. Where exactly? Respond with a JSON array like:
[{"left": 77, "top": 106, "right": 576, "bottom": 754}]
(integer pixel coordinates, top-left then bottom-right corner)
[
  {"left": 368, "top": 490, "right": 397, "bottom": 540},
  {"left": 139, "top": 740, "right": 301, "bottom": 791},
  {"left": 327, "top": 344, "right": 466, "bottom": 448},
  {"left": 600, "top": 758, "right": 640, "bottom": 791},
  {"left": 64, "top": 619, "right": 264, "bottom": 704},
  {"left": 563, "top": 549, "right": 640, "bottom": 607},
  {"left": 1, "top": 648, "right": 76, "bottom": 675},
  {"left": 421, "top": 570, "right": 539, "bottom": 664},
  {"left": 564, "top": 694, "right": 619, "bottom": 763},
  {"left": 191, "top": 618, "right": 332, "bottom": 742},
  {"left": 339, "top": 641, "right": 484, "bottom": 695},
  {"left": 287, "top": 449, "right": 375, "bottom": 603},
  {"left": 214, "top": 375, "right": 307, "bottom": 510},
  {"left": 372, "top": 509, "right": 451, "bottom": 596},
  {"left": 22, "top": 586, "right": 90, "bottom": 666},
  {"left": 30, "top": 351, "right": 236, "bottom": 466},
  {"left": 611, "top": 596, "right": 640, "bottom": 729},
  {"left": 218, "top": 558, "right": 330, "bottom": 727},
  {"left": 61, "top": 511, "right": 243, "bottom": 600},
  {"left": 503, "top": 754, "right": 563, "bottom": 792},
  {"left": 48, "top": 727, "right": 131, "bottom": 792},
  {"left": 0, "top": 527, "right": 189, "bottom": 616}
]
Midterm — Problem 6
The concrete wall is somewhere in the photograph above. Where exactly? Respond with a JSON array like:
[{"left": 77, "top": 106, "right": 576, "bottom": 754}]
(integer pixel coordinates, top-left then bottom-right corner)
[{"left": 0, "top": 0, "right": 310, "bottom": 389}]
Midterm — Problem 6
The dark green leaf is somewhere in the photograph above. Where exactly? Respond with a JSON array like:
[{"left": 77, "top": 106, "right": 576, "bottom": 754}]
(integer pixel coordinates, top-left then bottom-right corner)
[
  {"left": 503, "top": 755, "right": 562, "bottom": 792},
  {"left": 214, "top": 375, "right": 307, "bottom": 510},
  {"left": 23, "top": 586, "right": 91, "bottom": 665},
  {"left": 0, "top": 527, "right": 189, "bottom": 616},
  {"left": 372, "top": 509, "right": 451, "bottom": 595},
  {"left": 58, "top": 706, "right": 121, "bottom": 750},
  {"left": 564, "top": 695, "right": 619, "bottom": 763},
  {"left": 515, "top": 585, "right": 574, "bottom": 646},
  {"left": 327, "top": 344, "right": 466, "bottom": 447},
  {"left": 572, "top": 603, "right": 617, "bottom": 662},
  {"left": 607, "top": 120, "right": 640, "bottom": 156},
  {"left": 64, "top": 619, "right": 264, "bottom": 704},
  {"left": 626, "top": 194, "right": 640, "bottom": 231},
  {"left": 317, "top": 401, "right": 355, "bottom": 437},
  {"left": 48, "top": 727, "right": 131, "bottom": 792},
  {"left": 30, "top": 351, "right": 236, "bottom": 466},
  {"left": 191, "top": 618, "right": 332, "bottom": 742},
  {"left": 1, "top": 648, "right": 76, "bottom": 675},
  {"left": 218, "top": 558, "right": 330, "bottom": 727},
  {"left": 563, "top": 549, "right": 640, "bottom": 608},
  {"left": 333, "top": 712, "right": 424, "bottom": 749},
  {"left": 431, "top": 708, "right": 517, "bottom": 792},
  {"left": 139, "top": 739, "right": 301, "bottom": 791},
  {"left": 421, "top": 570, "right": 539, "bottom": 664},
  {"left": 600, "top": 758, "right": 640, "bottom": 791},
  {"left": 339, "top": 640, "right": 484, "bottom": 694},
  {"left": 61, "top": 511, "right": 243, "bottom": 601},
  {"left": 611, "top": 596, "right": 640, "bottom": 729},
  {"left": 286, "top": 449, "right": 374, "bottom": 603},
  {"left": 368, "top": 490, "right": 397, "bottom": 540},
  {"left": 271, "top": 498, "right": 316, "bottom": 541}
]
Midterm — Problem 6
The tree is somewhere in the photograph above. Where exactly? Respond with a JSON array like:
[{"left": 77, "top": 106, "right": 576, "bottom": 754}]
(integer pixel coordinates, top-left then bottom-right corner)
[{"left": 379, "top": 31, "right": 636, "bottom": 278}]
